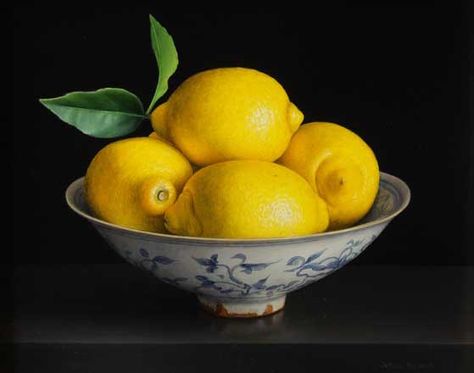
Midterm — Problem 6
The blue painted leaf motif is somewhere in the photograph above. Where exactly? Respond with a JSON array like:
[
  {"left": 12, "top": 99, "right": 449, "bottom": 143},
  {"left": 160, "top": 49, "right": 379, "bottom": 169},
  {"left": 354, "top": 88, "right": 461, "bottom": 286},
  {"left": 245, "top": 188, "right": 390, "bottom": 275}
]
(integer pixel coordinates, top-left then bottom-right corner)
[
  {"left": 139, "top": 248, "right": 149, "bottom": 257},
  {"left": 287, "top": 256, "right": 305, "bottom": 266},
  {"left": 305, "top": 263, "right": 327, "bottom": 271},
  {"left": 193, "top": 257, "right": 214, "bottom": 266},
  {"left": 325, "top": 260, "right": 341, "bottom": 270},
  {"left": 305, "top": 252, "right": 323, "bottom": 263},
  {"left": 192, "top": 255, "right": 282, "bottom": 296},
  {"left": 231, "top": 253, "right": 247, "bottom": 261},
  {"left": 266, "top": 285, "right": 280, "bottom": 291},
  {"left": 153, "top": 256, "right": 174, "bottom": 264},
  {"left": 252, "top": 278, "right": 268, "bottom": 289},
  {"left": 240, "top": 263, "right": 269, "bottom": 274}
]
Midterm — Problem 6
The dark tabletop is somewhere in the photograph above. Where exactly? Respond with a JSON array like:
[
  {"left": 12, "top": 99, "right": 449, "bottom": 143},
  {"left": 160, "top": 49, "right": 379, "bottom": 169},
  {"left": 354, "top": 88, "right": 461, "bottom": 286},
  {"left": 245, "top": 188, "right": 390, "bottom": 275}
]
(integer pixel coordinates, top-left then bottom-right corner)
[{"left": 4, "top": 264, "right": 474, "bottom": 372}]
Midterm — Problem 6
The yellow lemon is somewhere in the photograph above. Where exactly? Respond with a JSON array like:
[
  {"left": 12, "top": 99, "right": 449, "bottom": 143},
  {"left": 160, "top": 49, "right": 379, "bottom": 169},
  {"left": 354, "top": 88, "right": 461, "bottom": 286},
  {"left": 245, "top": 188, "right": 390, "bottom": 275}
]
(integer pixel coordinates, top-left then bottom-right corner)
[
  {"left": 151, "top": 67, "right": 304, "bottom": 166},
  {"left": 164, "top": 160, "right": 329, "bottom": 238},
  {"left": 85, "top": 137, "right": 193, "bottom": 233},
  {"left": 279, "top": 122, "right": 379, "bottom": 230},
  {"left": 149, "top": 131, "right": 201, "bottom": 173},
  {"left": 148, "top": 131, "right": 160, "bottom": 140}
]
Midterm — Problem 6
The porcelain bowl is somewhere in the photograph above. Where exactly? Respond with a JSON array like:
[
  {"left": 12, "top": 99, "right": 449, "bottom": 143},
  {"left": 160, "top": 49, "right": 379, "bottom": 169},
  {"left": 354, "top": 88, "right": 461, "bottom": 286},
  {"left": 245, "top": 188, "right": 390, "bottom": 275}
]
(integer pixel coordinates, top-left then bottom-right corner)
[{"left": 66, "top": 172, "right": 410, "bottom": 318}]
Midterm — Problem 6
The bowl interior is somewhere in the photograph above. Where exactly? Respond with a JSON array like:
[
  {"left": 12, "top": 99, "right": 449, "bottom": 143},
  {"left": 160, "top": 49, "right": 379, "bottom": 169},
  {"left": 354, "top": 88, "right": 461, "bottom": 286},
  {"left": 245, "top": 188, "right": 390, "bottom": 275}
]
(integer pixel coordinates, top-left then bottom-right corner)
[{"left": 66, "top": 172, "right": 410, "bottom": 242}]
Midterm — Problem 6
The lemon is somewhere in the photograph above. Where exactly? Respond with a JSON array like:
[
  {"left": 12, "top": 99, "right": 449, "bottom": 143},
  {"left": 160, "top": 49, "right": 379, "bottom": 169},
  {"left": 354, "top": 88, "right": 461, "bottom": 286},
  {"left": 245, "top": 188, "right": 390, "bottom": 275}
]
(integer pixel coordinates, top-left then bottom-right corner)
[
  {"left": 148, "top": 131, "right": 160, "bottom": 140},
  {"left": 85, "top": 137, "right": 193, "bottom": 232},
  {"left": 148, "top": 131, "right": 169, "bottom": 144},
  {"left": 164, "top": 160, "right": 329, "bottom": 238},
  {"left": 279, "top": 122, "right": 379, "bottom": 230},
  {"left": 151, "top": 67, "right": 304, "bottom": 166}
]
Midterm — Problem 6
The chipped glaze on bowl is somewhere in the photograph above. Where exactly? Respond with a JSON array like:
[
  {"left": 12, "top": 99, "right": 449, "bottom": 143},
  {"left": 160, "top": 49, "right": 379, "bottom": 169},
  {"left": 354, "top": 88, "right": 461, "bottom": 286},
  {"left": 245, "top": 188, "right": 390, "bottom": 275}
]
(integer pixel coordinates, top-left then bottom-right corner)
[{"left": 65, "top": 172, "right": 410, "bottom": 318}]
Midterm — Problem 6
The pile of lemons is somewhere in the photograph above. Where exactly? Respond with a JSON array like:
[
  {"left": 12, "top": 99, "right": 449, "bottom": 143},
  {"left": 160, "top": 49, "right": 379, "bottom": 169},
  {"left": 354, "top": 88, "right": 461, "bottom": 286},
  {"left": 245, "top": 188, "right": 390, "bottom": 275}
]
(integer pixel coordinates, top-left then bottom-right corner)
[{"left": 86, "top": 67, "right": 379, "bottom": 238}]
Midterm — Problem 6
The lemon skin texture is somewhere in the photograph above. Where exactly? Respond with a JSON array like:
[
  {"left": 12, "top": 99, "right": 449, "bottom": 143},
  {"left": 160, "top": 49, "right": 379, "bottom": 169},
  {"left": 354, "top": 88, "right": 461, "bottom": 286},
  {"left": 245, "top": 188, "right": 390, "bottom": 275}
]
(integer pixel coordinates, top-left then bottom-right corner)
[
  {"left": 85, "top": 137, "right": 193, "bottom": 233},
  {"left": 164, "top": 160, "right": 329, "bottom": 238},
  {"left": 151, "top": 67, "right": 304, "bottom": 166},
  {"left": 279, "top": 122, "right": 379, "bottom": 230}
]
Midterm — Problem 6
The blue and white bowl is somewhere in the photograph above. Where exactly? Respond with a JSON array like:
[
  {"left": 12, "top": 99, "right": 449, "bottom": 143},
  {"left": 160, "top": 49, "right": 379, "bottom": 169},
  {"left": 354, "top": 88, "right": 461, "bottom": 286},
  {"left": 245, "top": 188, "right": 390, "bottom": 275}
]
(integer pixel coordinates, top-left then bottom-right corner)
[{"left": 66, "top": 172, "right": 410, "bottom": 318}]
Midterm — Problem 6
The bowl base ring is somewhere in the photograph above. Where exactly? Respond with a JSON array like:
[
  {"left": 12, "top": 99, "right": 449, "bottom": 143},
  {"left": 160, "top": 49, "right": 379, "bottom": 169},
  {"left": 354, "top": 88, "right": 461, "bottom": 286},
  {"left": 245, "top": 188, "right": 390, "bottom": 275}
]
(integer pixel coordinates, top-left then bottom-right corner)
[{"left": 197, "top": 295, "right": 286, "bottom": 318}]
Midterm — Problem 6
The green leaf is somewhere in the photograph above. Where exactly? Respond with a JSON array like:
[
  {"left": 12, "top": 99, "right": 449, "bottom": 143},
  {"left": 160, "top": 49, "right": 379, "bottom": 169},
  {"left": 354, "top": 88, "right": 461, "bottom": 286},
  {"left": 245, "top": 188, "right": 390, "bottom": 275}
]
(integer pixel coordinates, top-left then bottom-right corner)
[
  {"left": 146, "top": 15, "right": 179, "bottom": 115},
  {"left": 39, "top": 88, "right": 146, "bottom": 138}
]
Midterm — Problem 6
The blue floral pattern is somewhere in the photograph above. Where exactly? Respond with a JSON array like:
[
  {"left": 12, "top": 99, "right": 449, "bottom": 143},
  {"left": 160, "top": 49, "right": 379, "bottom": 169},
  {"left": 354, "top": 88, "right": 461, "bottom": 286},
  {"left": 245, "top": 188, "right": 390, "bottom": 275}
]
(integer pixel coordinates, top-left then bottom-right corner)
[
  {"left": 192, "top": 237, "right": 376, "bottom": 298},
  {"left": 273, "top": 236, "right": 377, "bottom": 295},
  {"left": 124, "top": 248, "right": 187, "bottom": 285},
  {"left": 193, "top": 253, "right": 277, "bottom": 296}
]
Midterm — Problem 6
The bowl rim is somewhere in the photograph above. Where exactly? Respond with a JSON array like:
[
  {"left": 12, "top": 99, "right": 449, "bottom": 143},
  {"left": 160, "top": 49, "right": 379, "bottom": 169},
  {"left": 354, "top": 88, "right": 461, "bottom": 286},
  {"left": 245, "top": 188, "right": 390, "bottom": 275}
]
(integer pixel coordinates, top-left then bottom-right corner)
[{"left": 65, "top": 171, "right": 410, "bottom": 244}]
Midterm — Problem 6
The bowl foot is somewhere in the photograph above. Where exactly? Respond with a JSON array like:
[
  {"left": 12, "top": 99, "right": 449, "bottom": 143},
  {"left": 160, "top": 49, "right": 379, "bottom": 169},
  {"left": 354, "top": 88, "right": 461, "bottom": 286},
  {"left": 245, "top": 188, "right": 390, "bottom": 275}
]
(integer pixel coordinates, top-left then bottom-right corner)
[{"left": 197, "top": 295, "right": 286, "bottom": 318}]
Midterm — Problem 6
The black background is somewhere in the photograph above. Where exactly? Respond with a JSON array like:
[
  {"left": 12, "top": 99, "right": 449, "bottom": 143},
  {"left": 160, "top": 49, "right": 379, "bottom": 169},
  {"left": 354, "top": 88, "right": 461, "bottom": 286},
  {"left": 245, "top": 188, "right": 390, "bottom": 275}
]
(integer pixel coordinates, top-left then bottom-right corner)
[{"left": 12, "top": 1, "right": 472, "bottom": 266}]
